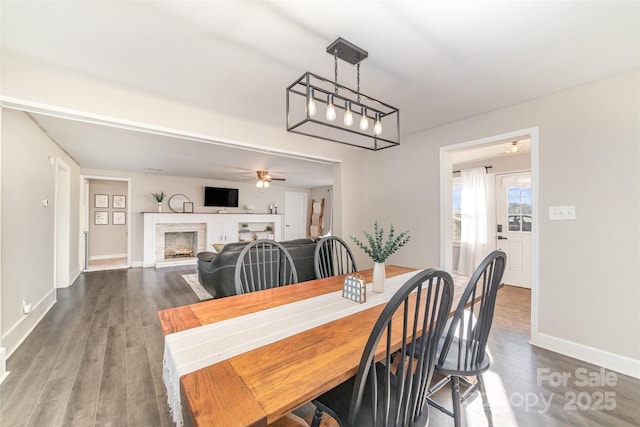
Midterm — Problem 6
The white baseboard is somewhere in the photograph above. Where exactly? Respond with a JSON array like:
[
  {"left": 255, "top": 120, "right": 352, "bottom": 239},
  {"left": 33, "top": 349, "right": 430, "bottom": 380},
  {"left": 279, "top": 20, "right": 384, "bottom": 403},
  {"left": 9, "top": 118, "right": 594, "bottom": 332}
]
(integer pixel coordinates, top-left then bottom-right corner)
[
  {"left": 89, "top": 253, "right": 128, "bottom": 261},
  {"left": 530, "top": 332, "right": 640, "bottom": 379},
  {"left": 0, "top": 347, "right": 8, "bottom": 384},
  {"left": 70, "top": 265, "right": 82, "bottom": 285},
  {"left": 2, "top": 289, "right": 57, "bottom": 358},
  {"left": 155, "top": 259, "right": 197, "bottom": 269}
]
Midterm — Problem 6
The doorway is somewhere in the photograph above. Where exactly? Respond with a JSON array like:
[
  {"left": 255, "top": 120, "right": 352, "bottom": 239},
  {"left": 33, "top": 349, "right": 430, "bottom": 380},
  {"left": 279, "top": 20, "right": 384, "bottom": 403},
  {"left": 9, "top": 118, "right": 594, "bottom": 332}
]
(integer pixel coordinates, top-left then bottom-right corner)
[
  {"left": 284, "top": 192, "right": 308, "bottom": 240},
  {"left": 82, "top": 176, "right": 131, "bottom": 271},
  {"left": 496, "top": 172, "right": 532, "bottom": 288},
  {"left": 440, "top": 127, "right": 539, "bottom": 338},
  {"left": 55, "top": 158, "right": 71, "bottom": 288}
]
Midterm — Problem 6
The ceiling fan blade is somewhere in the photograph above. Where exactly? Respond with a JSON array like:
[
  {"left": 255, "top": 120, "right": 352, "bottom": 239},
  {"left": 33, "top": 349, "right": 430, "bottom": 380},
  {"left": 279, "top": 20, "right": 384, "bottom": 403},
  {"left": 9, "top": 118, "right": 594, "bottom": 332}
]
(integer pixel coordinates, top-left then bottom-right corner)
[{"left": 256, "top": 170, "right": 285, "bottom": 182}]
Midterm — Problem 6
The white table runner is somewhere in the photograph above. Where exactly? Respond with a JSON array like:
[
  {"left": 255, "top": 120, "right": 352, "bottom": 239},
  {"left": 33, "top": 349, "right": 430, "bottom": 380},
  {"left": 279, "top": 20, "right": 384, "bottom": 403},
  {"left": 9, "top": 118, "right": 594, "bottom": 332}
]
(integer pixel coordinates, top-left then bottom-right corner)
[{"left": 163, "top": 270, "right": 420, "bottom": 426}]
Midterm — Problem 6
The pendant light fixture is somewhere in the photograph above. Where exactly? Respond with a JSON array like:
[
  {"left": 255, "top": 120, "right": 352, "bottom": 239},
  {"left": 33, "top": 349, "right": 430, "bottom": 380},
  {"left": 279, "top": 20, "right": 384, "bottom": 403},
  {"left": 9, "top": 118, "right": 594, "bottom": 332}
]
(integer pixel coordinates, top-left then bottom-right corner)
[
  {"left": 286, "top": 37, "right": 400, "bottom": 151},
  {"left": 506, "top": 141, "right": 521, "bottom": 154}
]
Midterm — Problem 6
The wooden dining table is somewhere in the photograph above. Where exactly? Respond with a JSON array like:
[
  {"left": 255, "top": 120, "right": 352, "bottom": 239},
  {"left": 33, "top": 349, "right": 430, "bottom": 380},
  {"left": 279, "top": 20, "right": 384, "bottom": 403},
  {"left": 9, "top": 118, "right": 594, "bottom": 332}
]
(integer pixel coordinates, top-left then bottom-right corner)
[{"left": 158, "top": 265, "right": 464, "bottom": 427}]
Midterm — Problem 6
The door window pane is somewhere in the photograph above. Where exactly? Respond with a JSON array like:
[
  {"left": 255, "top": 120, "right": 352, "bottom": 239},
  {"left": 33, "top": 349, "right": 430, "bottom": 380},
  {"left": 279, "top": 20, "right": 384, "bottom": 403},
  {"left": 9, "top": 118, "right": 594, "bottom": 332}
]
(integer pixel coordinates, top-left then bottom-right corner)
[
  {"left": 506, "top": 186, "right": 532, "bottom": 232},
  {"left": 508, "top": 188, "right": 521, "bottom": 214}
]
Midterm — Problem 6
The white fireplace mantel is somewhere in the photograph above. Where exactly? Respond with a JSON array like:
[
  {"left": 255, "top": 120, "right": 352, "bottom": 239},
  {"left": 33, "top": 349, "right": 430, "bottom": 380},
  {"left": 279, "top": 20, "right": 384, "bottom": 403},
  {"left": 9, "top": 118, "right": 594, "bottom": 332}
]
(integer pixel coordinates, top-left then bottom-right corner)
[{"left": 142, "top": 213, "right": 282, "bottom": 267}]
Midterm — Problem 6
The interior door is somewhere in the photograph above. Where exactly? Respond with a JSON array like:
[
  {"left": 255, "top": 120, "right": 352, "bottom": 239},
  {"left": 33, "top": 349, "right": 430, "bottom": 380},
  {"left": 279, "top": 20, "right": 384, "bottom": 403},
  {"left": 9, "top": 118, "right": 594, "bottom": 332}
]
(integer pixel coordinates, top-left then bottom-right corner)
[
  {"left": 495, "top": 172, "right": 532, "bottom": 288},
  {"left": 55, "top": 159, "right": 71, "bottom": 288},
  {"left": 284, "top": 192, "right": 307, "bottom": 240}
]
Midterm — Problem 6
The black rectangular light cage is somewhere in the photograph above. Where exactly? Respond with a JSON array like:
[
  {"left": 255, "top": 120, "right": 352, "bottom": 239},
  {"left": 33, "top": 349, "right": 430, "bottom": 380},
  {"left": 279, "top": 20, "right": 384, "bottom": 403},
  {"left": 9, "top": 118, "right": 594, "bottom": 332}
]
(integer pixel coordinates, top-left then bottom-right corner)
[{"left": 286, "top": 72, "right": 400, "bottom": 151}]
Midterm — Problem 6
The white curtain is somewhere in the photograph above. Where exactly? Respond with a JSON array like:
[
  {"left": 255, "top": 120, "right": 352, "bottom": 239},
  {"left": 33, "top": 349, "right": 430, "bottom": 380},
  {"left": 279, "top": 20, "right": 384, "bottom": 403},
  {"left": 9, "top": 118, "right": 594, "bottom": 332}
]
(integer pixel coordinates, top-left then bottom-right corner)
[{"left": 458, "top": 167, "right": 488, "bottom": 275}]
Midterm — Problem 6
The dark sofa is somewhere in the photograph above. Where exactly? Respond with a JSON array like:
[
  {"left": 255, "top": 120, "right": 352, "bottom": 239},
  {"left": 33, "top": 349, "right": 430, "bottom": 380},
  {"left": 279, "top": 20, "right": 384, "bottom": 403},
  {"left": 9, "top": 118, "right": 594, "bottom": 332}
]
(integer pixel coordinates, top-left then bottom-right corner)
[{"left": 197, "top": 238, "right": 318, "bottom": 298}]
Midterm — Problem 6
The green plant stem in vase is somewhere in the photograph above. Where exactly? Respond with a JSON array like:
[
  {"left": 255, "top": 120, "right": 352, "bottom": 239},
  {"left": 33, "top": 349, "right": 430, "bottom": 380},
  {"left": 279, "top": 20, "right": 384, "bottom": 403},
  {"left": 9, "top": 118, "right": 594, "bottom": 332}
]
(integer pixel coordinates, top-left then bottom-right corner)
[
  {"left": 350, "top": 221, "right": 410, "bottom": 292},
  {"left": 151, "top": 191, "right": 165, "bottom": 212}
]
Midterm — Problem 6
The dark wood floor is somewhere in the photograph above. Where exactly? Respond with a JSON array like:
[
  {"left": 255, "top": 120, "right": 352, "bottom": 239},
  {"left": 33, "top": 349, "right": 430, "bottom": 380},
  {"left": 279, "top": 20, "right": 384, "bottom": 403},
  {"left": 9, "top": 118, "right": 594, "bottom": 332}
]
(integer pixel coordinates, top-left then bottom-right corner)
[
  {"left": 1, "top": 267, "right": 638, "bottom": 426},
  {"left": 0, "top": 266, "right": 198, "bottom": 427}
]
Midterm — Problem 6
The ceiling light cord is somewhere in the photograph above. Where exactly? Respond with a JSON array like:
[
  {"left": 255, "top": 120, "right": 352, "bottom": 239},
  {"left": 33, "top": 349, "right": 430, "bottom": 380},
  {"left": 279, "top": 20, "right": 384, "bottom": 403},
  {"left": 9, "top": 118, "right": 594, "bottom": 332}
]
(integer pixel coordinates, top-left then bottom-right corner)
[
  {"left": 333, "top": 48, "right": 339, "bottom": 95},
  {"left": 357, "top": 62, "right": 361, "bottom": 104},
  {"left": 326, "top": 48, "right": 339, "bottom": 122}
]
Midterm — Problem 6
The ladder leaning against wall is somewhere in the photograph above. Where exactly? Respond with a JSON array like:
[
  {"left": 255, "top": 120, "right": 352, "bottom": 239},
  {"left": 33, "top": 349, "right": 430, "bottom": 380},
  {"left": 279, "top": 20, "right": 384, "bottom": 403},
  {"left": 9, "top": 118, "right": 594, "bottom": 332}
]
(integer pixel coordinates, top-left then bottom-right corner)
[{"left": 308, "top": 198, "right": 325, "bottom": 238}]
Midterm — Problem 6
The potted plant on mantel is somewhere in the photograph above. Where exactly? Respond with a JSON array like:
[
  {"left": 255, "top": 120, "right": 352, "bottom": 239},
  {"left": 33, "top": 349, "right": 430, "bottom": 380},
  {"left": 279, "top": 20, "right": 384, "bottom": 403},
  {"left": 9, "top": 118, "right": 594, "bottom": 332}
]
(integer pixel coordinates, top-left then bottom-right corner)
[
  {"left": 151, "top": 191, "right": 165, "bottom": 212},
  {"left": 350, "top": 221, "right": 411, "bottom": 292}
]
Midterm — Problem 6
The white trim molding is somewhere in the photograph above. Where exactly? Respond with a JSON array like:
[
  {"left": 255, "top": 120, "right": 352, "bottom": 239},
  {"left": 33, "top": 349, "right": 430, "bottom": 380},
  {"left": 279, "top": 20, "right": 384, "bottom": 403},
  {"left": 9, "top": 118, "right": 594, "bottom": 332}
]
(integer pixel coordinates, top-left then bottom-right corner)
[
  {"left": 439, "top": 126, "right": 539, "bottom": 341},
  {"left": 2, "top": 289, "right": 57, "bottom": 357},
  {"left": 0, "top": 96, "right": 339, "bottom": 166},
  {"left": 531, "top": 332, "right": 640, "bottom": 380},
  {"left": 0, "top": 347, "right": 8, "bottom": 384}
]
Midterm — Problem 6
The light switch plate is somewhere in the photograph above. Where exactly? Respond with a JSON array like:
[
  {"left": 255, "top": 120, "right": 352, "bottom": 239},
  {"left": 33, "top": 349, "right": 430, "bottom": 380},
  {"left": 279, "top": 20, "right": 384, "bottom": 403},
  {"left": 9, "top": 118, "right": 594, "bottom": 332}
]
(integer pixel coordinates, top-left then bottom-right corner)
[{"left": 549, "top": 206, "right": 576, "bottom": 220}]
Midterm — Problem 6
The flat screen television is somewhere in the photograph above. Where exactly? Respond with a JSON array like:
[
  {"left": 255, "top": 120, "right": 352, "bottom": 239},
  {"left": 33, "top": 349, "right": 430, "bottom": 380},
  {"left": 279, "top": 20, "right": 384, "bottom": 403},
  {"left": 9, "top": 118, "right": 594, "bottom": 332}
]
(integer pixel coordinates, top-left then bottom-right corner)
[{"left": 204, "top": 186, "right": 239, "bottom": 207}]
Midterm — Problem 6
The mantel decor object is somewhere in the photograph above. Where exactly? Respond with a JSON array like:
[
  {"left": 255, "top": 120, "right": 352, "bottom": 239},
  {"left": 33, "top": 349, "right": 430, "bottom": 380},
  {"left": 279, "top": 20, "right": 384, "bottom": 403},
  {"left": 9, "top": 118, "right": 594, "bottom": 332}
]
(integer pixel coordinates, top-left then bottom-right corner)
[
  {"left": 351, "top": 221, "right": 411, "bottom": 292},
  {"left": 168, "top": 193, "right": 190, "bottom": 213},
  {"left": 286, "top": 37, "right": 400, "bottom": 151},
  {"left": 151, "top": 191, "right": 165, "bottom": 212}
]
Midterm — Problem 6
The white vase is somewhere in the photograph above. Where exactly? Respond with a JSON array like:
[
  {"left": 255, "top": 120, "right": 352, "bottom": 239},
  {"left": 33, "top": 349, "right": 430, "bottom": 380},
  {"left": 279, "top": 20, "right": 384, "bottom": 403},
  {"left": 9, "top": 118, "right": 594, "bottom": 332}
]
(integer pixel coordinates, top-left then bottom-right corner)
[
  {"left": 157, "top": 202, "right": 162, "bottom": 212},
  {"left": 373, "top": 262, "right": 386, "bottom": 293}
]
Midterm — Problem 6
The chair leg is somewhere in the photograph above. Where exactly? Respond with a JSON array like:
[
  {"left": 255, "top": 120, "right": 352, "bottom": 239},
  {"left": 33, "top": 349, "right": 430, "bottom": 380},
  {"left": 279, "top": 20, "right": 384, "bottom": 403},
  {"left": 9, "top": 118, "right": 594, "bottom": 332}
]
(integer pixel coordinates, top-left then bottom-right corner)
[
  {"left": 477, "top": 374, "right": 494, "bottom": 427},
  {"left": 451, "top": 376, "right": 462, "bottom": 427},
  {"left": 310, "top": 408, "right": 323, "bottom": 427},
  {"left": 426, "top": 375, "right": 454, "bottom": 417},
  {"left": 310, "top": 400, "right": 344, "bottom": 427}
]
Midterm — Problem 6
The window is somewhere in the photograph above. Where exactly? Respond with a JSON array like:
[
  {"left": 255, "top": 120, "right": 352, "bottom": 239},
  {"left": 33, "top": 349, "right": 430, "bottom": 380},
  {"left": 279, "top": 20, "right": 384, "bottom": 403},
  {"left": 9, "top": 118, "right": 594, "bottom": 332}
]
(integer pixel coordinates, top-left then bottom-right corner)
[
  {"left": 507, "top": 186, "right": 532, "bottom": 232},
  {"left": 452, "top": 179, "right": 461, "bottom": 241}
]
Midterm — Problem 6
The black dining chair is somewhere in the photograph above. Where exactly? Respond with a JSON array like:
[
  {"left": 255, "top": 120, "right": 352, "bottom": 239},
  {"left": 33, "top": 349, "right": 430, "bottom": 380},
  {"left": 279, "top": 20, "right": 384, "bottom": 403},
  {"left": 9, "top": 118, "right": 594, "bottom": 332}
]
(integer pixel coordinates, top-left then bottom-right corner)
[
  {"left": 427, "top": 250, "right": 506, "bottom": 427},
  {"left": 310, "top": 268, "right": 454, "bottom": 427},
  {"left": 234, "top": 239, "right": 299, "bottom": 294},
  {"left": 314, "top": 236, "right": 358, "bottom": 279}
]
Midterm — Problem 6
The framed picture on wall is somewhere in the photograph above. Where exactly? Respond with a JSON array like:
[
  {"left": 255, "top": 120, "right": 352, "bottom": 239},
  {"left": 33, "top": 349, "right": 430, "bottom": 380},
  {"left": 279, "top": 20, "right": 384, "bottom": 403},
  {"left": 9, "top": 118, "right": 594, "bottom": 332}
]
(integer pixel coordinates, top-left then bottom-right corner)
[
  {"left": 95, "top": 211, "right": 109, "bottom": 225},
  {"left": 113, "top": 211, "right": 126, "bottom": 225},
  {"left": 95, "top": 194, "right": 109, "bottom": 208},
  {"left": 113, "top": 195, "right": 126, "bottom": 209}
]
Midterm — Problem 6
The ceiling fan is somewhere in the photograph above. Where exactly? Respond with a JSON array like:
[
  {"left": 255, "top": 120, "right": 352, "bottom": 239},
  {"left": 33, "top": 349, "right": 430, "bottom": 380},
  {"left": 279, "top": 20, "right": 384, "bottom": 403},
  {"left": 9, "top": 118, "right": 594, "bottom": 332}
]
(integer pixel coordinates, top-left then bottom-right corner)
[{"left": 255, "top": 170, "right": 285, "bottom": 188}]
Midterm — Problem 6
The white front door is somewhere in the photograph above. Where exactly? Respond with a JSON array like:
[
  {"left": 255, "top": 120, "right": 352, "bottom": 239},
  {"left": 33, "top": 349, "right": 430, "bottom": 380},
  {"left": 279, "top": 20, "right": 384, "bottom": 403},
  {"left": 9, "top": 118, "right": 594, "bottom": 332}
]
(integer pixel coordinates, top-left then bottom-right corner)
[
  {"left": 495, "top": 172, "right": 532, "bottom": 288},
  {"left": 284, "top": 192, "right": 307, "bottom": 240}
]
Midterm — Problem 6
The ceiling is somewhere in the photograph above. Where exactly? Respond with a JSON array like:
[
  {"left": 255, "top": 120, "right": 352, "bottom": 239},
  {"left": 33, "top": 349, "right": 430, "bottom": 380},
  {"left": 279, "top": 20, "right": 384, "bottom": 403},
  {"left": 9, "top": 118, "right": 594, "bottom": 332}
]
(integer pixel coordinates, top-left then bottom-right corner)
[{"left": 1, "top": 1, "right": 638, "bottom": 187}]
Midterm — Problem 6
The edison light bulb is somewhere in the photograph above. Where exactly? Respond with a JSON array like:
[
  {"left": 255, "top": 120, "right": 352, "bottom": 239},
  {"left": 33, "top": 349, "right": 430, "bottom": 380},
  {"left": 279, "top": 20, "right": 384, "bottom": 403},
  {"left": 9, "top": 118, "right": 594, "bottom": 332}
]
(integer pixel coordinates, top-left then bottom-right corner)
[
  {"left": 326, "top": 94, "right": 336, "bottom": 122},
  {"left": 373, "top": 112, "right": 383, "bottom": 136},
  {"left": 343, "top": 101, "right": 353, "bottom": 126},
  {"left": 307, "top": 87, "right": 316, "bottom": 117},
  {"left": 359, "top": 106, "right": 369, "bottom": 131}
]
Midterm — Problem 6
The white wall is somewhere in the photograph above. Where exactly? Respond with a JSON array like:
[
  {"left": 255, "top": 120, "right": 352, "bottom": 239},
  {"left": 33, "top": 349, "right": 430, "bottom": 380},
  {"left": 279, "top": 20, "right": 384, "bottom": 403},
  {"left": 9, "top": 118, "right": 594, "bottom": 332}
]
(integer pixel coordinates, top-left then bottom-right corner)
[
  {"left": 1, "top": 50, "right": 637, "bottom": 378},
  {"left": 0, "top": 54, "right": 365, "bottom": 241},
  {"left": 81, "top": 168, "right": 314, "bottom": 266},
  {"left": 1, "top": 109, "right": 81, "bottom": 356},
  {"left": 453, "top": 152, "right": 531, "bottom": 174},
  {"left": 0, "top": 102, "right": 5, "bottom": 380},
  {"left": 88, "top": 179, "right": 128, "bottom": 258},
  {"left": 0, "top": 54, "right": 366, "bottom": 362},
  {"left": 309, "top": 186, "right": 333, "bottom": 236},
  {"left": 361, "top": 69, "right": 640, "bottom": 377}
]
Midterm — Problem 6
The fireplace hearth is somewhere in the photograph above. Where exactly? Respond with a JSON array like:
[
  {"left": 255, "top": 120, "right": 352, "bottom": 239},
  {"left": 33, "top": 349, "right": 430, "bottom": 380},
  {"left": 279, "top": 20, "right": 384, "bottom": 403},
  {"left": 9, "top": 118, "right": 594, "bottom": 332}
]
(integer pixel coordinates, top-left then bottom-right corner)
[
  {"left": 165, "top": 231, "right": 197, "bottom": 259},
  {"left": 153, "top": 222, "right": 207, "bottom": 267}
]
